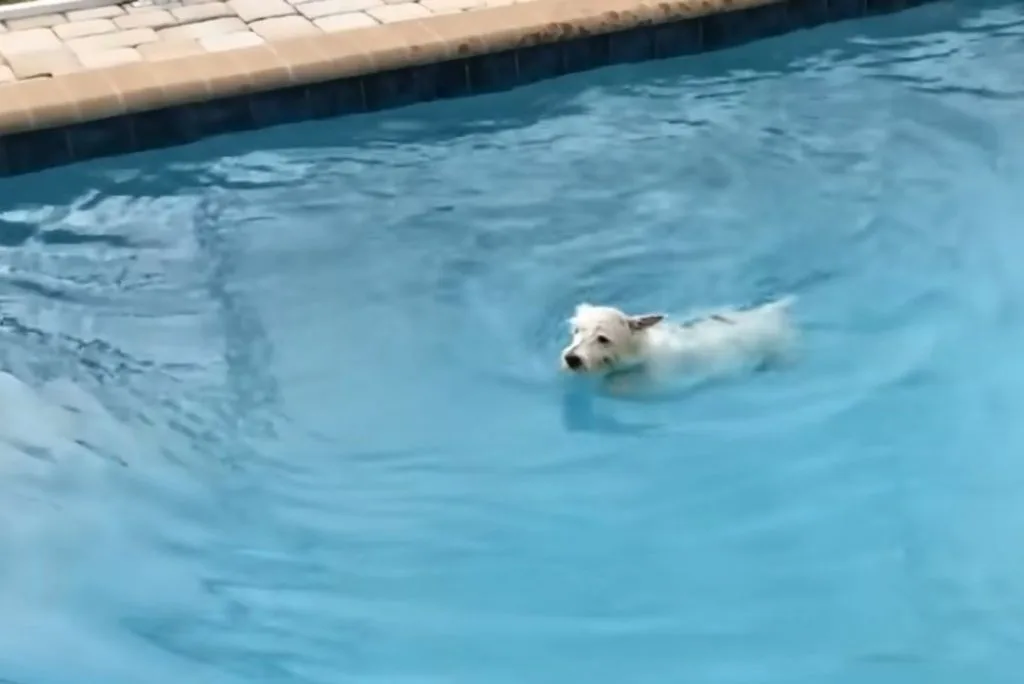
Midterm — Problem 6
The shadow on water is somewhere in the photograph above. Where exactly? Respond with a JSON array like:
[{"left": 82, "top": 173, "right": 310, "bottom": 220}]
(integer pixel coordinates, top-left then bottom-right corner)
[
  {"left": 559, "top": 381, "right": 659, "bottom": 436},
  {"left": 191, "top": 191, "right": 280, "bottom": 458}
]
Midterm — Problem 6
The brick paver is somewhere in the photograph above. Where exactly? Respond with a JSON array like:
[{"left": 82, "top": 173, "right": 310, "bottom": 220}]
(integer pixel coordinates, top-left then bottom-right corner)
[
  {"left": 420, "top": 0, "right": 479, "bottom": 11},
  {"left": 367, "top": 2, "right": 429, "bottom": 21},
  {"left": 297, "top": 0, "right": 380, "bottom": 19},
  {"left": 0, "top": 28, "right": 63, "bottom": 58},
  {"left": 7, "top": 13, "right": 66, "bottom": 30},
  {"left": 312, "top": 11, "right": 377, "bottom": 30},
  {"left": 249, "top": 15, "right": 318, "bottom": 38},
  {"left": 137, "top": 37, "right": 205, "bottom": 59},
  {"left": 78, "top": 46, "right": 141, "bottom": 67},
  {"left": 158, "top": 16, "right": 246, "bottom": 39},
  {"left": 228, "top": 0, "right": 293, "bottom": 21},
  {"left": 66, "top": 5, "right": 126, "bottom": 20},
  {"left": 170, "top": 2, "right": 233, "bottom": 21},
  {"left": 65, "top": 27, "right": 158, "bottom": 52},
  {"left": 53, "top": 19, "right": 118, "bottom": 40},
  {"left": 0, "top": 0, "right": 544, "bottom": 81},
  {"left": 7, "top": 48, "right": 80, "bottom": 78},
  {"left": 199, "top": 29, "right": 263, "bottom": 50},
  {"left": 114, "top": 10, "right": 178, "bottom": 29}
]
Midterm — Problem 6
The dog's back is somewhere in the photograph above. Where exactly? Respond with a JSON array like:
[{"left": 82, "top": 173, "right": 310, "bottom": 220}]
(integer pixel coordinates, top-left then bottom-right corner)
[{"left": 642, "top": 296, "right": 797, "bottom": 375}]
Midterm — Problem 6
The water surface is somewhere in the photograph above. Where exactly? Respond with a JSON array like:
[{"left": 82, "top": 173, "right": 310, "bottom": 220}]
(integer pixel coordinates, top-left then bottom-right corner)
[{"left": 2, "top": 2, "right": 1024, "bottom": 682}]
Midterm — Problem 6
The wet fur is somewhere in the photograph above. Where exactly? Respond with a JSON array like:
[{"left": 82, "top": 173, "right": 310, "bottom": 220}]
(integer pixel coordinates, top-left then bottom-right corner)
[{"left": 561, "top": 297, "right": 797, "bottom": 393}]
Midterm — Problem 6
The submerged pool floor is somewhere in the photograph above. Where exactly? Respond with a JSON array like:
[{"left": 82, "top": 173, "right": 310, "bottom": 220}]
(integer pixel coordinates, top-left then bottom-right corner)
[{"left": 2, "top": 1, "right": 1024, "bottom": 682}]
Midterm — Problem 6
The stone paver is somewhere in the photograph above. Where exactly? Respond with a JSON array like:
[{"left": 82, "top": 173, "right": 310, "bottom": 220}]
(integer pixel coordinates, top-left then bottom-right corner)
[
  {"left": 199, "top": 30, "right": 263, "bottom": 51},
  {"left": 7, "top": 48, "right": 81, "bottom": 78},
  {"left": 66, "top": 6, "right": 126, "bottom": 20},
  {"left": 0, "top": 0, "right": 547, "bottom": 82},
  {"left": 249, "top": 15, "right": 317, "bottom": 39},
  {"left": 6, "top": 13, "right": 66, "bottom": 30},
  {"left": 170, "top": 2, "right": 233, "bottom": 21},
  {"left": 0, "top": 28, "right": 63, "bottom": 58},
  {"left": 367, "top": 2, "right": 428, "bottom": 21},
  {"left": 158, "top": 16, "right": 246, "bottom": 39},
  {"left": 137, "top": 37, "right": 205, "bottom": 60},
  {"left": 78, "top": 47, "right": 142, "bottom": 67},
  {"left": 126, "top": 0, "right": 182, "bottom": 9},
  {"left": 312, "top": 11, "right": 377, "bottom": 30},
  {"left": 297, "top": 0, "right": 379, "bottom": 19},
  {"left": 65, "top": 27, "right": 159, "bottom": 52},
  {"left": 115, "top": 10, "right": 178, "bottom": 30},
  {"left": 420, "top": 0, "right": 479, "bottom": 11},
  {"left": 54, "top": 19, "right": 118, "bottom": 40},
  {"left": 228, "top": 0, "right": 293, "bottom": 22}
]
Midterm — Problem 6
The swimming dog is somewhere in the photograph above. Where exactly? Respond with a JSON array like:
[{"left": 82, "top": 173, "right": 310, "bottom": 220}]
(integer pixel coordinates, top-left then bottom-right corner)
[{"left": 561, "top": 297, "right": 797, "bottom": 390}]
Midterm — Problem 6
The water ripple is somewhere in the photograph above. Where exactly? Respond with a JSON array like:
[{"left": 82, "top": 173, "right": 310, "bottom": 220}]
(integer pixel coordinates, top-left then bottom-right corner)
[{"left": 2, "top": 1, "right": 1024, "bottom": 682}]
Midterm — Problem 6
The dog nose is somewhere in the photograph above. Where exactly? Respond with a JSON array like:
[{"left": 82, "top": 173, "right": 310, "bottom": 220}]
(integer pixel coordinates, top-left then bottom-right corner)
[{"left": 564, "top": 353, "right": 582, "bottom": 370}]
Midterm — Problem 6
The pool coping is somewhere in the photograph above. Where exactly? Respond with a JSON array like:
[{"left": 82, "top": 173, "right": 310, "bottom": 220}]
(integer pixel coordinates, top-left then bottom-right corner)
[
  {"left": 0, "top": 0, "right": 929, "bottom": 175},
  {"left": 0, "top": 0, "right": 119, "bottom": 23}
]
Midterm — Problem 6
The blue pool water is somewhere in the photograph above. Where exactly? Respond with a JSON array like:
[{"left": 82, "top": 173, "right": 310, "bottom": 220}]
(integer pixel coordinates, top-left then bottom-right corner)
[{"left": 4, "top": 1, "right": 1024, "bottom": 682}]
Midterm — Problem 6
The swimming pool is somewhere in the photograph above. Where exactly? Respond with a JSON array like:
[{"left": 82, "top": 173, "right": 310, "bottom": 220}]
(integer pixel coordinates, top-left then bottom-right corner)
[{"left": 3, "top": 1, "right": 1024, "bottom": 681}]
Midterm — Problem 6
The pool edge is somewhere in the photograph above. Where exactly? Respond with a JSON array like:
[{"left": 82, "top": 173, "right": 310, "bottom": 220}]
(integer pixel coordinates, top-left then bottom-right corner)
[{"left": 0, "top": 0, "right": 934, "bottom": 176}]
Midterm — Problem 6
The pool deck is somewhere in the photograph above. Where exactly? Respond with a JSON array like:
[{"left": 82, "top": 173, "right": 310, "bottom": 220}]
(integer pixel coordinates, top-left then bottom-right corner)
[
  {"left": 0, "top": 0, "right": 540, "bottom": 83},
  {"left": 0, "top": 0, "right": 930, "bottom": 175}
]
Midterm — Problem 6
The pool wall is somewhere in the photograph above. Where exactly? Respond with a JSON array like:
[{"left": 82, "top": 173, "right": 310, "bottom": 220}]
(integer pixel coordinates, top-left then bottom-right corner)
[{"left": 0, "top": 0, "right": 934, "bottom": 176}]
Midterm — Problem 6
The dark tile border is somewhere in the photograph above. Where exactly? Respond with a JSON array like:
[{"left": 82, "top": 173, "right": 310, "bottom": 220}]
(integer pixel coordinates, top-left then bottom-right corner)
[{"left": 0, "top": 0, "right": 935, "bottom": 176}]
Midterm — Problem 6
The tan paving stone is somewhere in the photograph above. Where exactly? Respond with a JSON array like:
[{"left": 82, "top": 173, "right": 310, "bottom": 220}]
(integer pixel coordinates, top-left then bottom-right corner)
[
  {"left": 65, "top": 27, "right": 159, "bottom": 52},
  {"left": 312, "top": 11, "right": 377, "bottom": 30},
  {"left": 126, "top": 0, "right": 182, "bottom": 8},
  {"left": 66, "top": 5, "right": 126, "bottom": 20},
  {"left": 297, "top": 0, "right": 379, "bottom": 18},
  {"left": 7, "top": 48, "right": 80, "bottom": 78},
  {"left": 228, "top": 0, "right": 293, "bottom": 21},
  {"left": 115, "top": 10, "right": 178, "bottom": 29},
  {"left": 198, "top": 30, "right": 263, "bottom": 51},
  {"left": 0, "top": 28, "right": 62, "bottom": 58},
  {"left": 170, "top": 2, "right": 233, "bottom": 21},
  {"left": 367, "top": 2, "right": 429, "bottom": 21},
  {"left": 79, "top": 47, "right": 142, "bottom": 68},
  {"left": 249, "top": 15, "right": 319, "bottom": 38},
  {"left": 158, "top": 16, "right": 246, "bottom": 39},
  {"left": 54, "top": 18, "right": 117, "bottom": 40},
  {"left": 420, "top": 0, "right": 481, "bottom": 10},
  {"left": 137, "top": 37, "right": 205, "bottom": 60},
  {"left": 0, "top": 65, "right": 13, "bottom": 82},
  {"left": 6, "top": 14, "right": 65, "bottom": 30}
]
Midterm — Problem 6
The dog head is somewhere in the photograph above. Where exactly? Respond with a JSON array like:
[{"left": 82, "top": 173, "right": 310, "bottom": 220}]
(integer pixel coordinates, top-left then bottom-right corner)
[{"left": 561, "top": 303, "right": 664, "bottom": 374}]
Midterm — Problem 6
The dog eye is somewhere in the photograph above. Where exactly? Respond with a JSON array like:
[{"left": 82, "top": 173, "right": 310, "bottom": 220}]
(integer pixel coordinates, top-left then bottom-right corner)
[{"left": 597, "top": 335, "right": 611, "bottom": 345}]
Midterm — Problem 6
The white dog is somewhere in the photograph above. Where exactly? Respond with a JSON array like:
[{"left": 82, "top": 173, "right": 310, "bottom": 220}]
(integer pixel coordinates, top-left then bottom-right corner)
[{"left": 560, "top": 297, "right": 797, "bottom": 391}]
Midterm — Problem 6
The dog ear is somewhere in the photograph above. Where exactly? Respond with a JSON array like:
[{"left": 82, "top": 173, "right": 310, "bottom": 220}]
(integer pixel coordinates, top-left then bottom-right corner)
[{"left": 628, "top": 314, "right": 664, "bottom": 331}]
